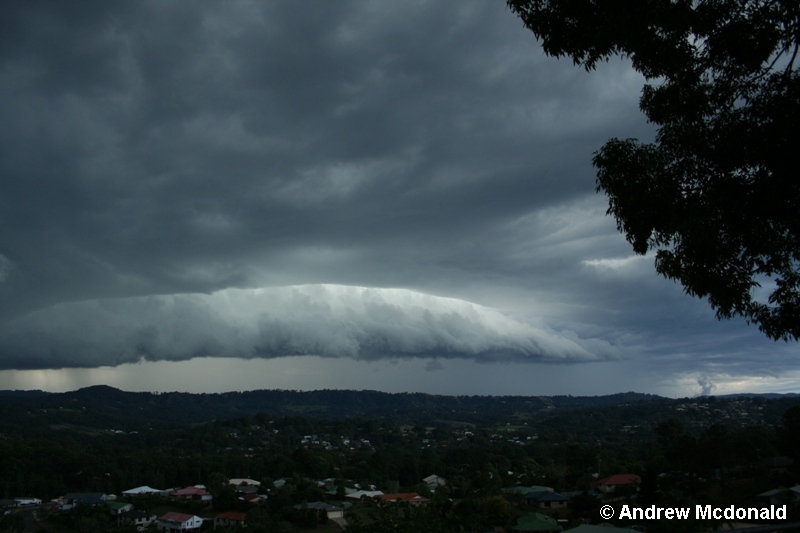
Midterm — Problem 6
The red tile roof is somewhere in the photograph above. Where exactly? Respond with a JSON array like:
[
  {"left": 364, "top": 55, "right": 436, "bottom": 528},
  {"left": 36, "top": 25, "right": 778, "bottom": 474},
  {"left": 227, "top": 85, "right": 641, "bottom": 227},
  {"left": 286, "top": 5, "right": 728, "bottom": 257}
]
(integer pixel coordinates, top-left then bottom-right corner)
[
  {"left": 170, "top": 486, "right": 209, "bottom": 496},
  {"left": 378, "top": 492, "right": 429, "bottom": 503},
  {"left": 159, "top": 512, "right": 195, "bottom": 523}
]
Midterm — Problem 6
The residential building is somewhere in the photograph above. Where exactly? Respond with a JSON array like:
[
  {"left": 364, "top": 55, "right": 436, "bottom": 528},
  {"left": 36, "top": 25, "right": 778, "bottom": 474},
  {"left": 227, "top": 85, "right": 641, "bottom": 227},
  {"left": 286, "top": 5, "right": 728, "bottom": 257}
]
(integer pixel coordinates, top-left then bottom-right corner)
[
  {"left": 378, "top": 493, "right": 429, "bottom": 505},
  {"left": 169, "top": 486, "right": 212, "bottom": 502},
  {"left": 107, "top": 501, "right": 134, "bottom": 515},
  {"left": 122, "top": 486, "right": 167, "bottom": 497},
  {"left": 594, "top": 474, "right": 641, "bottom": 494},
  {"left": 423, "top": 474, "right": 447, "bottom": 487},
  {"left": 214, "top": 511, "right": 247, "bottom": 529},
  {"left": 523, "top": 491, "right": 569, "bottom": 509},
  {"left": 293, "top": 501, "right": 344, "bottom": 520},
  {"left": 157, "top": 512, "right": 203, "bottom": 532},
  {"left": 118, "top": 510, "right": 157, "bottom": 529},
  {"left": 60, "top": 493, "right": 107, "bottom": 509}
]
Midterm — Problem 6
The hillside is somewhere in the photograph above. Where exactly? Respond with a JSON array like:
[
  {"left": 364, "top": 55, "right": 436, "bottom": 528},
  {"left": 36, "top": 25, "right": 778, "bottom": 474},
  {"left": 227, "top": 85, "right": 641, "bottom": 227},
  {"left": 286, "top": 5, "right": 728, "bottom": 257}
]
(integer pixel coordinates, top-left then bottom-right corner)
[
  {"left": 0, "top": 386, "right": 665, "bottom": 434},
  {"left": 1, "top": 386, "right": 797, "bottom": 441}
]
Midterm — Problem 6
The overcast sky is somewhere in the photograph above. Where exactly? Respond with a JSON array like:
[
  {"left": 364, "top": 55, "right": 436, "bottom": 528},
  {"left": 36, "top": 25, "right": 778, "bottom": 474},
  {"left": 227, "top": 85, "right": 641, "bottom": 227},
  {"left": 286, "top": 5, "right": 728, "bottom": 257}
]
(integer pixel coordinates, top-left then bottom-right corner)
[{"left": 1, "top": 0, "right": 796, "bottom": 398}]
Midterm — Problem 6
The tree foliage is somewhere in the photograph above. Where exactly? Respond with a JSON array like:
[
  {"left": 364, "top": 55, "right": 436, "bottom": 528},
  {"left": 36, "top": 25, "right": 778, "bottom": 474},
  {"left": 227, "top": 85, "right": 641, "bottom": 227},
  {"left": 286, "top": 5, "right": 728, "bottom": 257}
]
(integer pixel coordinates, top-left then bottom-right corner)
[{"left": 508, "top": 0, "right": 800, "bottom": 340}]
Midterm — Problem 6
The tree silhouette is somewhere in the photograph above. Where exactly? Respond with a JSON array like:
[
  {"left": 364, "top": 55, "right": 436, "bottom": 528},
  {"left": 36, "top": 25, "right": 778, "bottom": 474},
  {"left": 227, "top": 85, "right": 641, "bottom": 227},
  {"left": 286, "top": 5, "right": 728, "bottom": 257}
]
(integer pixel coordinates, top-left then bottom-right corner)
[{"left": 508, "top": 0, "right": 800, "bottom": 340}]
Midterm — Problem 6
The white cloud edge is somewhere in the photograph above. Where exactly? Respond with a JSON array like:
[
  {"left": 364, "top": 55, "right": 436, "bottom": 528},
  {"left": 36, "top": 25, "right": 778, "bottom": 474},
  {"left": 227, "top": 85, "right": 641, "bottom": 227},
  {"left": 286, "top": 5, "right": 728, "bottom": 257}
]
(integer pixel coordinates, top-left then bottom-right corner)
[{"left": 0, "top": 284, "right": 622, "bottom": 370}]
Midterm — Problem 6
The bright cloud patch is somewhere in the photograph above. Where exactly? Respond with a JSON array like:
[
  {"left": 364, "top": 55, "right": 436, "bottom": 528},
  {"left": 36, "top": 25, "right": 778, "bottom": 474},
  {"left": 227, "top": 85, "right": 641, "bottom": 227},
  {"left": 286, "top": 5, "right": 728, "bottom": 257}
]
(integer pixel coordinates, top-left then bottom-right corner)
[
  {"left": 0, "top": 285, "right": 619, "bottom": 370},
  {"left": 582, "top": 255, "right": 649, "bottom": 271}
]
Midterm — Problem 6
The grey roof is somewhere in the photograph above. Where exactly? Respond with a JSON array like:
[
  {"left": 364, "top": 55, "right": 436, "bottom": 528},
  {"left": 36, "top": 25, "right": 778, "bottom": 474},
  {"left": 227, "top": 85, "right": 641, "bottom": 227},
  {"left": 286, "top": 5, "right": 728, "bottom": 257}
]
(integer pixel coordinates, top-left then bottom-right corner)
[
  {"left": 293, "top": 501, "right": 343, "bottom": 512},
  {"left": 64, "top": 493, "right": 107, "bottom": 504},
  {"left": 504, "top": 486, "right": 554, "bottom": 495},
  {"left": 122, "top": 485, "right": 165, "bottom": 495},
  {"left": 524, "top": 491, "right": 568, "bottom": 502}
]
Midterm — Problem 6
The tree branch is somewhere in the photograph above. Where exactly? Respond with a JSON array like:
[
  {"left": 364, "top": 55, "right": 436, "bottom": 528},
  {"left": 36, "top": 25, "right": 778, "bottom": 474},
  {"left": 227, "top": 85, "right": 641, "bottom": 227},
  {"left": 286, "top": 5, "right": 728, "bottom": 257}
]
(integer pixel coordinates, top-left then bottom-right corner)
[{"left": 785, "top": 41, "right": 799, "bottom": 77}]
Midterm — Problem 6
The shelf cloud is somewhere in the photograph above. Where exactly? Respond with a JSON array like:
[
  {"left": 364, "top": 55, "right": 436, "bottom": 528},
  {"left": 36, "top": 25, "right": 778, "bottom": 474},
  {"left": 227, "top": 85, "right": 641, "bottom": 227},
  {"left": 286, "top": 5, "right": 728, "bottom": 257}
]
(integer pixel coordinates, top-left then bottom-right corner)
[
  {"left": 0, "top": 0, "right": 796, "bottom": 395},
  {"left": 0, "top": 285, "right": 619, "bottom": 371}
]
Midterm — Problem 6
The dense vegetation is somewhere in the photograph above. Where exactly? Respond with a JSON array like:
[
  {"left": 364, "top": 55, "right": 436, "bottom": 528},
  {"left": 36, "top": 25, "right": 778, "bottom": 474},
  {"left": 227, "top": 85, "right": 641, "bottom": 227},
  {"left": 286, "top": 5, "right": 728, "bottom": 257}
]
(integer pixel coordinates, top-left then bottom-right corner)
[
  {"left": 507, "top": 0, "right": 800, "bottom": 340},
  {"left": 1, "top": 387, "right": 799, "bottom": 532}
]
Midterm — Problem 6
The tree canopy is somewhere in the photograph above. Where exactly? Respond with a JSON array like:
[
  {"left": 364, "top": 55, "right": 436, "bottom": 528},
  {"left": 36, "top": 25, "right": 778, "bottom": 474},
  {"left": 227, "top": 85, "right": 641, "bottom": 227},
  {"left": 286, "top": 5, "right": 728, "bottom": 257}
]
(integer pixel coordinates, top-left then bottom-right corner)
[{"left": 507, "top": 0, "right": 799, "bottom": 340}]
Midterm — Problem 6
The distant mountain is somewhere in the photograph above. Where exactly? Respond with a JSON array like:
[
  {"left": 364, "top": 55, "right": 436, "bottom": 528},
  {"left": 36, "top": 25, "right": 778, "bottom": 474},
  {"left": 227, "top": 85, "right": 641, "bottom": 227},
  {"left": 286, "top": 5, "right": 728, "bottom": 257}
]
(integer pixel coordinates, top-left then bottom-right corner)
[
  {"left": 1, "top": 386, "right": 799, "bottom": 441},
  {"left": 0, "top": 386, "right": 666, "bottom": 433},
  {"left": 712, "top": 392, "right": 800, "bottom": 399},
  {"left": 0, "top": 389, "right": 51, "bottom": 398}
]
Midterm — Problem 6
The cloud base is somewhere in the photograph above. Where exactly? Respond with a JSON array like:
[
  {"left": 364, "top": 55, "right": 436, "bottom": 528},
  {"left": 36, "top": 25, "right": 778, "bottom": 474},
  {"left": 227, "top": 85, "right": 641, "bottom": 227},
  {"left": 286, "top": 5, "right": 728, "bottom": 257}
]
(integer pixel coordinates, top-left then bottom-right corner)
[{"left": 0, "top": 285, "right": 619, "bottom": 371}]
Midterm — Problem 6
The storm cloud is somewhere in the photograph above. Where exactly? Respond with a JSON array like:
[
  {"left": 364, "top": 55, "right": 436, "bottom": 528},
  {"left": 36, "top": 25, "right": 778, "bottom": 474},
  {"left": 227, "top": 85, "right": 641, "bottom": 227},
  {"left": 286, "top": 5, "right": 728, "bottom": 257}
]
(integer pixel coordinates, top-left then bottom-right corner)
[
  {"left": 0, "top": 1, "right": 796, "bottom": 394},
  {"left": 0, "top": 285, "right": 618, "bottom": 370}
]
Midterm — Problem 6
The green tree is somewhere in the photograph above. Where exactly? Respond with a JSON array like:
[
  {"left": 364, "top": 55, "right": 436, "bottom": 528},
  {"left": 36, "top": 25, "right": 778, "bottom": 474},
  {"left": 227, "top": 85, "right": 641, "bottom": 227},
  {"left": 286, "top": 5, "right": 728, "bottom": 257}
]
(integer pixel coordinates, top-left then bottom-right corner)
[
  {"left": 507, "top": 0, "right": 800, "bottom": 341},
  {"left": 730, "top": 425, "right": 776, "bottom": 465},
  {"left": 781, "top": 405, "right": 800, "bottom": 466},
  {"left": 570, "top": 491, "right": 601, "bottom": 522},
  {"left": 206, "top": 471, "right": 228, "bottom": 497},
  {"left": 214, "top": 484, "right": 239, "bottom": 511},
  {"left": 656, "top": 419, "right": 699, "bottom": 473},
  {"left": 479, "top": 495, "right": 516, "bottom": 530},
  {"left": 0, "top": 512, "right": 25, "bottom": 533},
  {"left": 347, "top": 498, "right": 441, "bottom": 533},
  {"left": 697, "top": 424, "right": 732, "bottom": 482}
]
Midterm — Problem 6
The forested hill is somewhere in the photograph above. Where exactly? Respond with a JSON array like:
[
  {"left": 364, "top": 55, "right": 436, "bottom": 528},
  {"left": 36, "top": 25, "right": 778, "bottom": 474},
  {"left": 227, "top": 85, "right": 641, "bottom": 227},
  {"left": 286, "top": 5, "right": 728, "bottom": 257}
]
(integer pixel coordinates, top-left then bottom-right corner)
[
  {"left": 3, "top": 386, "right": 799, "bottom": 440},
  {"left": 0, "top": 386, "right": 662, "bottom": 432}
]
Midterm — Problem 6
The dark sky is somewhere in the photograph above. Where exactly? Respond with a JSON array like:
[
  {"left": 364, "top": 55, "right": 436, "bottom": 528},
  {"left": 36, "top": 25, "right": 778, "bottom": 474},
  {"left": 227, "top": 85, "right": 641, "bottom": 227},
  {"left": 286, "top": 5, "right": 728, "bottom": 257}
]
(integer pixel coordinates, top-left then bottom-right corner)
[{"left": 1, "top": 0, "right": 796, "bottom": 396}]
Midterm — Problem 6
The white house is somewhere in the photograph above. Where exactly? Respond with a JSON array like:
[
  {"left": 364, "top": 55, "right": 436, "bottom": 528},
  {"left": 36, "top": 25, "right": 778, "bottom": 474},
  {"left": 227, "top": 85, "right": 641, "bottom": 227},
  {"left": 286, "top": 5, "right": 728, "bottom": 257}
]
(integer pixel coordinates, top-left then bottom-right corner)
[
  {"left": 122, "top": 486, "right": 167, "bottom": 497},
  {"left": 157, "top": 512, "right": 203, "bottom": 531},
  {"left": 118, "top": 510, "right": 157, "bottom": 529},
  {"left": 13, "top": 498, "right": 42, "bottom": 506},
  {"left": 346, "top": 490, "right": 384, "bottom": 501},
  {"left": 169, "top": 486, "right": 212, "bottom": 502},
  {"left": 228, "top": 478, "right": 260, "bottom": 487},
  {"left": 423, "top": 474, "right": 447, "bottom": 488}
]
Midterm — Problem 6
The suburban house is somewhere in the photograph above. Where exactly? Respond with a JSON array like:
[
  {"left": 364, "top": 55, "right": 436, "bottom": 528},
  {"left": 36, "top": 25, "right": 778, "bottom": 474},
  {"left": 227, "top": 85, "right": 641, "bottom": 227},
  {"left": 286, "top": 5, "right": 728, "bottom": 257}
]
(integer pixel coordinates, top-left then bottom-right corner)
[
  {"left": 228, "top": 479, "right": 268, "bottom": 499},
  {"left": 423, "top": 474, "right": 447, "bottom": 488},
  {"left": 228, "top": 478, "right": 260, "bottom": 487},
  {"left": 10, "top": 498, "right": 42, "bottom": 506},
  {"left": 378, "top": 492, "right": 429, "bottom": 505},
  {"left": 122, "top": 486, "right": 167, "bottom": 497},
  {"left": 504, "top": 485, "right": 555, "bottom": 497},
  {"left": 214, "top": 511, "right": 247, "bottom": 529},
  {"left": 346, "top": 490, "right": 384, "bottom": 501},
  {"left": 117, "top": 510, "right": 157, "bottom": 529},
  {"left": 169, "top": 486, "right": 213, "bottom": 502},
  {"left": 757, "top": 485, "right": 800, "bottom": 506},
  {"left": 239, "top": 493, "right": 266, "bottom": 504},
  {"left": 60, "top": 493, "right": 108, "bottom": 509},
  {"left": 293, "top": 501, "right": 345, "bottom": 520},
  {"left": 593, "top": 474, "right": 641, "bottom": 494},
  {"left": 107, "top": 501, "right": 134, "bottom": 515},
  {"left": 232, "top": 484, "right": 259, "bottom": 495},
  {"left": 523, "top": 490, "right": 569, "bottom": 509},
  {"left": 325, "top": 485, "right": 357, "bottom": 497},
  {"left": 157, "top": 512, "right": 203, "bottom": 532}
]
